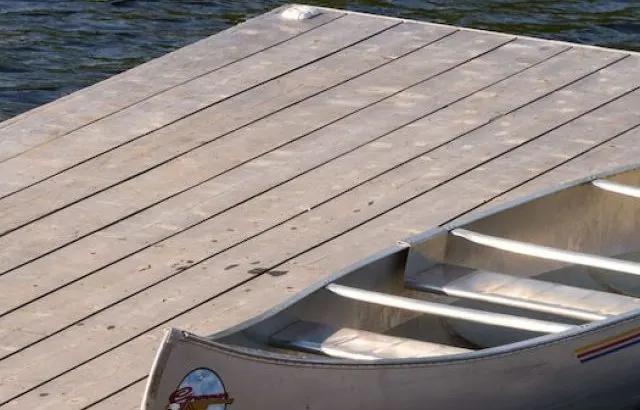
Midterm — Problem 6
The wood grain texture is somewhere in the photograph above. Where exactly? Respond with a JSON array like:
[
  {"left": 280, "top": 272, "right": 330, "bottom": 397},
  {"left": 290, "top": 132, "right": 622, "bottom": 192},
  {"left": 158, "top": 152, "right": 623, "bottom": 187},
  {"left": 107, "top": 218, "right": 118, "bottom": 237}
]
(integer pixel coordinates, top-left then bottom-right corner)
[
  {"left": 465, "top": 121, "right": 640, "bottom": 216},
  {"left": 0, "top": 22, "right": 451, "bottom": 241},
  {"left": 0, "top": 7, "right": 341, "bottom": 162},
  {"left": 85, "top": 380, "right": 145, "bottom": 410},
  {"left": 0, "top": 13, "right": 396, "bottom": 199},
  {"left": 0, "top": 29, "right": 529, "bottom": 319},
  {"left": 0, "top": 16, "right": 413, "bottom": 273}
]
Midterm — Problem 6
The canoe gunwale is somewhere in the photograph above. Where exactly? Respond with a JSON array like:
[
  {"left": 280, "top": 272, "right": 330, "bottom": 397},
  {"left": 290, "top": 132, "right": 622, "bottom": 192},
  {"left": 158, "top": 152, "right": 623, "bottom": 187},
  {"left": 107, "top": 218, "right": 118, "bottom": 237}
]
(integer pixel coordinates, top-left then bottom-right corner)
[{"left": 164, "top": 307, "right": 639, "bottom": 369}]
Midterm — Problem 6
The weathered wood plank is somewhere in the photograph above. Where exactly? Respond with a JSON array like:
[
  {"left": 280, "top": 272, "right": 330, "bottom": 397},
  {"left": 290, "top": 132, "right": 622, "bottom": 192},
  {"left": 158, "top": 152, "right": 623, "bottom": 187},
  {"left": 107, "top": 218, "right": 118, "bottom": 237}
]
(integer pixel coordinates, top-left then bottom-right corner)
[
  {"left": 0, "top": 21, "right": 453, "bottom": 237},
  {"left": 0, "top": 30, "right": 517, "bottom": 361},
  {"left": 0, "top": 29, "right": 532, "bottom": 316},
  {"left": 13, "top": 125, "right": 639, "bottom": 410},
  {"left": 444, "top": 90, "right": 640, "bottom": 224},
  {"left": 0, "top": 21, "right": 446, "bottom": 273},
  {"left": 0, "top": 44, "right": 613, "bottom": 276},
  {"left": 0, "top": 7, "right": 341, "bottom": 162},
  {"left": 0, "top": 47, "right": 629, "bottom": 406},
  {"left": 0, "top": 7, "right": 343, "bottom": 163},
  {"left": 85, "top": 380, "right": 145, "bottom": 410},
  {"left": 0, "top": 13, "right": 397, "bottom": 199}
]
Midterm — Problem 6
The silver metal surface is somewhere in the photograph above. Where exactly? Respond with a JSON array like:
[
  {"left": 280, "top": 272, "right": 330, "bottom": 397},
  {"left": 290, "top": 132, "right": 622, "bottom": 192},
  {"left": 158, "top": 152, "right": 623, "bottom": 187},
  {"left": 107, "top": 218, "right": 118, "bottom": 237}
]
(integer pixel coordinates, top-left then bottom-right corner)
[
  {"left": 142, "top": 317, "right": 640, "bottom": 410},
  {"left": 407, "top": 167, "right": 640, "bottom": 279},
  {"left": 407, "top": 266, "right": 640, "bottom": 321},
  {"left": 451, "top": 228, "right": 640, "bottom": 276},
  {"left": 142, "top": 165, "right": 640, "bottom": 410},
  {"left": 326, "top": 283, "right": 574, "bottom": 333},
  {"left": 592, "top": 179, "right": 640, "bottom": 199},
  {"left": 269, "top": 321, "right": 470, "bottom": 360}
]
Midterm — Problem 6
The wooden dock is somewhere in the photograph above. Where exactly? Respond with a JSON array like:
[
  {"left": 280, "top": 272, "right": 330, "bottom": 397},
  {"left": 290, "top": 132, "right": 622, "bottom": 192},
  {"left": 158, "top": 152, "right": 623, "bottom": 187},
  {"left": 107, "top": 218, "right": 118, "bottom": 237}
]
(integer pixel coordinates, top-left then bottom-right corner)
[{"left": 0, "top": 4, "right": 639, "bottom": 409}]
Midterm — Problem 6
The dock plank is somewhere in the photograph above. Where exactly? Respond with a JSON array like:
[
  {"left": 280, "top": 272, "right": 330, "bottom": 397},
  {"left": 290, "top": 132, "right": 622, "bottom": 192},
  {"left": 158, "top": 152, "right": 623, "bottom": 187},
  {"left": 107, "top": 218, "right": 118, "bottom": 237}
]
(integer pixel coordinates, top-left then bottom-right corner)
[
  {"left": 0, "top": 22, "right": 454, "bottom": 238},
  {"left": 0, "top": 29, "right": 536, "bottom": 316},
  {"left": 0, "top": 13, "right": 397, "bottom": 199},
  {"left": 0, "top": 45, "right": 616, "bottom": 276},
  {"left": 444, "top": 90, "right": 640, "bottom": 224},
  {"left": 87, "top": 381, "right": 145, "bottom": 410},
  {"left": 0, "top": 7, "right": 341, "bottom": 162},
  {"left": 0, "top": 44, "right": 633, "bottom": 405},
  {"left": 0, "top": 29, "right": 516, "bottom": 286}
]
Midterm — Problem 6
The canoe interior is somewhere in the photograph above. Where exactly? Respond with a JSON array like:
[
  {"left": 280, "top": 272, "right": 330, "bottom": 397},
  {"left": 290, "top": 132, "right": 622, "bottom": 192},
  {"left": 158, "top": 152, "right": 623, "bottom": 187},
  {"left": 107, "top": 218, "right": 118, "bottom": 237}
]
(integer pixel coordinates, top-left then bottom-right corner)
[{"left": 212, "top": 165, "right": 640, "bottom": 359}]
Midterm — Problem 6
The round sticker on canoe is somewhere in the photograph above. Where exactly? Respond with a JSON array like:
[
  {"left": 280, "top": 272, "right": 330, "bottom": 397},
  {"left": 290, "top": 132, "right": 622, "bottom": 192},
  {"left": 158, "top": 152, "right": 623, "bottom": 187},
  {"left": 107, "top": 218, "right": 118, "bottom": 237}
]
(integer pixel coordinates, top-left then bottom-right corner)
[{"left": 167, "top": 368, "right": 234, "bottom": 410}]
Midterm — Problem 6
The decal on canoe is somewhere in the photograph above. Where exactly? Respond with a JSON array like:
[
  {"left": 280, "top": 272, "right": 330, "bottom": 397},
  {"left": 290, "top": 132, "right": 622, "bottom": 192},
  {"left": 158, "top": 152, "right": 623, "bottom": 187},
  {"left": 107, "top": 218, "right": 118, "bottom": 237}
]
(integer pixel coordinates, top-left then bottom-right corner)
[
  {"left": 166, "top": 368, "right": 234, "bottom": 410},
  {"left": 575, "top": 327, "right": 640, "bottom": 363}
]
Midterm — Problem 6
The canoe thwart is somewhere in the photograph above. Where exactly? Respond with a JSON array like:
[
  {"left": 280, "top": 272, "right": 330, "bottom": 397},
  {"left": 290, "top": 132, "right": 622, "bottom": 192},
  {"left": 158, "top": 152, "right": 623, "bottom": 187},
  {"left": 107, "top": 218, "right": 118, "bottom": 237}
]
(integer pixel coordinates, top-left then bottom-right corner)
[
  {"left": 325, "top": 283, "right": 575, "bottom": 333},
  {"left": 405, "top": 265, "right": 640, "bottom": 322},
  {"left": 268, "top": 321, "right": 471, "bottom": 360},
  {"left": 451, "top": 229, "right": 640, "bottom": 277},
  {"left": 592, "top": 179, "right": 640, "bottom": 199}
]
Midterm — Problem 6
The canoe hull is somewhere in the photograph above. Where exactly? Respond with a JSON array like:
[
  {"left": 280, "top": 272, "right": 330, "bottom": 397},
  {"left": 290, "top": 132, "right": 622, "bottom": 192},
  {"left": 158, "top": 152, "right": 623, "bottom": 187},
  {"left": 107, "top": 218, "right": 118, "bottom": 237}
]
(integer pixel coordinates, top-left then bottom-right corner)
[{"left": 143, "top": 315, "right": 640, "bottom": 410}]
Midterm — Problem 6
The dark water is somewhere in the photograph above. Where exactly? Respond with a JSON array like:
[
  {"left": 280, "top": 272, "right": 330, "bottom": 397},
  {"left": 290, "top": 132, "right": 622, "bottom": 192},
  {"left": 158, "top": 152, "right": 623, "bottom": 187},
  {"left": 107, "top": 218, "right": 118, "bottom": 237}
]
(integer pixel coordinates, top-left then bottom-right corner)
[{"left": 0, "top": 0, "right": 639, "bottom": 122}]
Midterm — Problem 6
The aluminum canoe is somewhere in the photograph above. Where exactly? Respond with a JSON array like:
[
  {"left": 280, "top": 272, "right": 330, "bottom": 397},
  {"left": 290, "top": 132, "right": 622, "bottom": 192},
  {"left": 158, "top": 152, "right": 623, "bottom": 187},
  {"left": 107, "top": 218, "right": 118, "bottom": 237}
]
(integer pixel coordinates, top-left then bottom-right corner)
[{"left": 141, "top": 163, "right": 640, "bottom": 410}]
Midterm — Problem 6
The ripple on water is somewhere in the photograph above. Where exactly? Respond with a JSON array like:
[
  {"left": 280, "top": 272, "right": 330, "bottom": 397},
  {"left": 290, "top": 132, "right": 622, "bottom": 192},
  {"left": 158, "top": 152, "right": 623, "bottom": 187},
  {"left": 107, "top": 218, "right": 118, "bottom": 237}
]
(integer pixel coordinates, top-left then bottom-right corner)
[{"left": 0, "top": 0, "right": 638, "bottom": 122}]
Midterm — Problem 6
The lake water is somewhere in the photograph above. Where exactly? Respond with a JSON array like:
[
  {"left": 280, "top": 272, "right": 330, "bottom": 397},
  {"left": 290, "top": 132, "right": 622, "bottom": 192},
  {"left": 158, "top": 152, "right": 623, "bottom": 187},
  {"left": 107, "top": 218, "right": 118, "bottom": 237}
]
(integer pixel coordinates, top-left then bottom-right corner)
[{"left": 0, "top": 0, "right": 639, "bottom": 122}]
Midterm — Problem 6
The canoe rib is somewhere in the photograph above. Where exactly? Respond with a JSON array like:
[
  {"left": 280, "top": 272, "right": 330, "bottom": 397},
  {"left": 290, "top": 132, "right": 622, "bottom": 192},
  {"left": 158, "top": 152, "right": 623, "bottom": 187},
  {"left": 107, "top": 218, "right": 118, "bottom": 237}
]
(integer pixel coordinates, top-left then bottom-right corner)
[
  {"left": 451, "top": 229, "right": 640, "bottom": 276},
  {"left": 592, "top": 179, "right": 640, "bottom": 199},
  {"left": 269, "top": 321, "right": 471, "bottom": 360},
  {"left": 326, "top": 284, "right": 574, "bottom": 333},
  {"left": 406, "top": 267, "right": 640, "bottom": 322}
]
